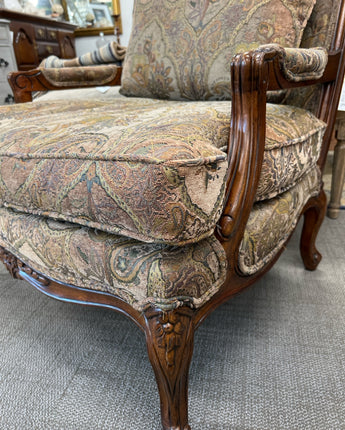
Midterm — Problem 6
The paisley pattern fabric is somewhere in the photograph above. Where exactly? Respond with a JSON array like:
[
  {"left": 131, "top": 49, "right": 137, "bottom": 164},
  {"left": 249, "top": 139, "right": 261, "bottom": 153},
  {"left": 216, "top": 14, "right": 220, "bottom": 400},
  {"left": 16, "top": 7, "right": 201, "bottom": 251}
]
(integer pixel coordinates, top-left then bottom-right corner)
[
  {"left": 239, "top": 166, "right": 321, "bottom": 275},
  {"left": 301, "top": 0, "right": 340, "bottom": 52},
  {"left": 283, "top": 0, "right": 342, "bottom": 113},
  {"left": 0, "top": 98, "right": 229, "bottom": 245},
  {"left": 0, "top": 99, "right": 325, "bottom": 243},
  {"left": 40, "top": 42, "right": 126, "bottom": 68},
  {"left": 0, "top": 208, "right": 227, "bottom": 311},
  {"left": 0, "top": 167, "right": 321, "bottom": 310},
  {"left": 258, "top": 44, "right": 328, "bottom": 82},
  {"left": 258, "top": 104, "right": 325, "bottom": 201},
  {"left": 40, "top": 65, "right": 120, "bottom": 88},
  {"left": 120, "top": 0, "right": 316, "bottom": 100}
]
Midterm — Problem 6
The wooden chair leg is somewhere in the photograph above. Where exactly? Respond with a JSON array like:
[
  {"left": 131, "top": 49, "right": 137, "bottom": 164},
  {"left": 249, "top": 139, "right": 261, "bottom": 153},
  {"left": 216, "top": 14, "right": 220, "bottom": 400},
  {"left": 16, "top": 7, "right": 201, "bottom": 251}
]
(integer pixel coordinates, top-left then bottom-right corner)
[
  {"left": 144, "top": 307, "right": 195, "bottom": 430},
  {"left": 300, "top": 190, "right": 327, "bottom": 271}
]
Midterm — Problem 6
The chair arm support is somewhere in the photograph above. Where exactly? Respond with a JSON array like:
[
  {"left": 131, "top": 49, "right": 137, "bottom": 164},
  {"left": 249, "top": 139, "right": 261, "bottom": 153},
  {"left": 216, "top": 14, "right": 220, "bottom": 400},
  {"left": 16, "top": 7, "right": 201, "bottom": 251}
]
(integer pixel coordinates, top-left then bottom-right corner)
[
  {"left": 7, "top": 65, "right": 122, "bottom": 103},
  {"left": 217, "top": 44, "right": 341, "bottom": 262}
]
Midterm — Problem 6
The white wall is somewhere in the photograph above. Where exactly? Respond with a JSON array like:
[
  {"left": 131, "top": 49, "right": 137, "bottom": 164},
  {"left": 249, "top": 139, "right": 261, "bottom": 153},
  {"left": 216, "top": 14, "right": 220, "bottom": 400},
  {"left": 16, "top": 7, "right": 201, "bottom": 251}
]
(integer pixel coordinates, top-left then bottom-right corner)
[
  {"left": 75, "top": 0, "right": 134, "bottom": 55},
  {"left": 120, "top": 0, "right": 134, "bottom": 47}
]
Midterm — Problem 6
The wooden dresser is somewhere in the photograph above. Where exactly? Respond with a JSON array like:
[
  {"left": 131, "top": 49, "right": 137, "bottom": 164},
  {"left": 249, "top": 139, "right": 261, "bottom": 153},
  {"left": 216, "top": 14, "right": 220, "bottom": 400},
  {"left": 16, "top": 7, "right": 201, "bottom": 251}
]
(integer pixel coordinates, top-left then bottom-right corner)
[{"left": 0, "top": 9, "right": 77, "bottom": 71}]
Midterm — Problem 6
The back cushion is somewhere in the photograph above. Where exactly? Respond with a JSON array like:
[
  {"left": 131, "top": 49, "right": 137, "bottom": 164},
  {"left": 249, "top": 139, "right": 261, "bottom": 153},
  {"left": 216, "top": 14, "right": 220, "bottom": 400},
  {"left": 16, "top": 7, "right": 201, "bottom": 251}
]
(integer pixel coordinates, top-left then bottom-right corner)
[{"left": 121, "top": 0, "right": 316, "bottom": 101}]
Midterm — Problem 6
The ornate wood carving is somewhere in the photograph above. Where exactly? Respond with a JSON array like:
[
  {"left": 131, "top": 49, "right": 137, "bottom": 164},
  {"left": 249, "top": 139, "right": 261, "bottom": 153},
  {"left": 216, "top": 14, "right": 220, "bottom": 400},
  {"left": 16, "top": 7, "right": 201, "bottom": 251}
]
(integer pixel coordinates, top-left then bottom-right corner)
[
  {"left": 144, "top": 307, "right": 195, "bottom": 430},
  {"left": 216, "top": 48, "right": 270, "bottom": 263},
  {"left": 0, "top": 246, "right": 49, "bottom": 285},
  {"left": 0, "top": 247, "right": 22, "bottom": 279}
]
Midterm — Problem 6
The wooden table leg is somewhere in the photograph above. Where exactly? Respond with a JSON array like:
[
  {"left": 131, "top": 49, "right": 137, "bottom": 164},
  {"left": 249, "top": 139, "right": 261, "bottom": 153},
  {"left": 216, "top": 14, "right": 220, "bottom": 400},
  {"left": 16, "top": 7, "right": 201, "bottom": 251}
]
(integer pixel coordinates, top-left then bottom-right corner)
[{"left": 327, "top": 137, "right": 345, "bottom": 218}]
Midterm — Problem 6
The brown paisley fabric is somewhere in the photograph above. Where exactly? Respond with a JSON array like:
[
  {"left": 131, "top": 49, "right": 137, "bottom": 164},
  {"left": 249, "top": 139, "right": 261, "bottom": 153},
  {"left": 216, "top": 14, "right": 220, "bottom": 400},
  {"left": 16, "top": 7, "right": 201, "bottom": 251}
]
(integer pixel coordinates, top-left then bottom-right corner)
[
  {"left": 120, "top": 0, "right": 316, "bottom": 101},
  {"left": 0, "top": 99, "right": 325, "bottom": 244},
  {"left": 40, "top": 65, "right": 120, "bottom": 87},
  {"left": 239, "top": 166, "right": 321, "bottom": 275},
  {"left": 0, "top": 208, "right": 227, "bottom": 311},
  {"left": 258, "top": 104, "right": 325, "bottom": 201},
  {"left": 283, "top": 0, "right": 342, "bottom": 113},
  {"left": 258, "top": 44, "right": 328, "bottom": 82},
  {"left": 0, "top": 167, "right": 320, "bottom": 310},
  {"left": 0, "top": 98, "right": 228, "bottom": 245}
]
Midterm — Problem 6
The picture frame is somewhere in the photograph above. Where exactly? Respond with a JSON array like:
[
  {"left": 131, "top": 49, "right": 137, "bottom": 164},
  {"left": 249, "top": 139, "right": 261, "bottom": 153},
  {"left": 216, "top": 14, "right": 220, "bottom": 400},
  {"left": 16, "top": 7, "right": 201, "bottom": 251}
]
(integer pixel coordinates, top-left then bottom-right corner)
[{"left": 89, "top": 3, "right": 113, "bottom": 27}]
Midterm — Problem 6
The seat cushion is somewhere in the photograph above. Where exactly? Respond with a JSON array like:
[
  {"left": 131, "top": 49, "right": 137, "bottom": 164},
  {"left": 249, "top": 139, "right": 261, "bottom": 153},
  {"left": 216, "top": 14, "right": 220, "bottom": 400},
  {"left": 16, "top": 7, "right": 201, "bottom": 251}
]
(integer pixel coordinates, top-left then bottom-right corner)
[
  {"left": 121, "top": 0, "right": 316, "bottom": 100},
  {"left": 0, "top": 98, "right": 325, "bottom": 245},
  {"left": 0, "top": 207, "right": 228, "bottom": 311},
  {"left": 0, "top": 167, "right": 320, "bottom": 311}
]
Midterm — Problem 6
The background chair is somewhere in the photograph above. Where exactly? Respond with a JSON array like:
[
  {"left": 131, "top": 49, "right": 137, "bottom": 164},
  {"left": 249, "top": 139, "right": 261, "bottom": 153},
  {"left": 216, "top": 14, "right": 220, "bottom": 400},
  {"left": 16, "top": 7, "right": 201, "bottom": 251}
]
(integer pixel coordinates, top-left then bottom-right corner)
[
  {"left": 1, "top": 1, "right": 345, "bottom": 429},
  {"left": 327, "top": 111, "right": 345, "bottom": 218}
]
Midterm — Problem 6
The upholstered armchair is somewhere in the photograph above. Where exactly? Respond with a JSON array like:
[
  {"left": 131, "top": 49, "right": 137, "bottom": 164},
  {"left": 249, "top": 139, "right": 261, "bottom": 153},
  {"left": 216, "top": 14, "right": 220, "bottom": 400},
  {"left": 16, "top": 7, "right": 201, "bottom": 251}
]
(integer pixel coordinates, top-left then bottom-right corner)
[{"left": 1, "top": 1, "right": 345, "bottom": 429}]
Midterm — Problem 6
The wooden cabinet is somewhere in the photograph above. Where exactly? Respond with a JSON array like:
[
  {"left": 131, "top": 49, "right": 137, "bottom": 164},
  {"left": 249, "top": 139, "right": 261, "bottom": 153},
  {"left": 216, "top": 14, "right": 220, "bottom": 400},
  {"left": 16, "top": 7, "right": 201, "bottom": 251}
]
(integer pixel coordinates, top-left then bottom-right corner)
[
  {"left": 0, "top": 10, "right": 77, "bottom": 70},
  {"left": 0, "top": 18, "right": 17, "bottom": 105}
]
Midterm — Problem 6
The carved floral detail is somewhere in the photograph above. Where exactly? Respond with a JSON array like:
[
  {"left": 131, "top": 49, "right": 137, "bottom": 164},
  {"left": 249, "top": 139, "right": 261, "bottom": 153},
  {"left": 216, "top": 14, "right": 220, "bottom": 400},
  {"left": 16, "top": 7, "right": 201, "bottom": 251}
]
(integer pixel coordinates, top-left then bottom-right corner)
[
  {"left": 154, "top": 311, "right": 186, "bottom": 367},
  {"left": 0, "top": 246, "right": 21, "bottom": 278}
]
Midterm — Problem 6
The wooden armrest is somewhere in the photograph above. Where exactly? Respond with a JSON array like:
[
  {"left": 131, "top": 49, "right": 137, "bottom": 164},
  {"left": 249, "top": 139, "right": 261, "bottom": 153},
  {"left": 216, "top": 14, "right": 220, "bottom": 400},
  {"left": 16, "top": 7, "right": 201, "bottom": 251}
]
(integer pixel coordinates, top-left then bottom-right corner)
[
  {"left": 217, "top": 44, "right": 342, "bottom": 265},
  {"left": 8, "top": 65, "right": 123, "bottom": 103}
]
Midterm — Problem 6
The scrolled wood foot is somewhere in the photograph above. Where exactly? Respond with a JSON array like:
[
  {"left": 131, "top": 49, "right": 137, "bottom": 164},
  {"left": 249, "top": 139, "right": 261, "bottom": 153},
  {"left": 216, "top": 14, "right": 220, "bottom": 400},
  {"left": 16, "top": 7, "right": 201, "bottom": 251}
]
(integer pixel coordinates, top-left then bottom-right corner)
[
  {"left": 144, "top": 307, "right": 195, "bottom": 430},
  {"left": 300, "top": 190, "right": 327, "bottom": 271}
]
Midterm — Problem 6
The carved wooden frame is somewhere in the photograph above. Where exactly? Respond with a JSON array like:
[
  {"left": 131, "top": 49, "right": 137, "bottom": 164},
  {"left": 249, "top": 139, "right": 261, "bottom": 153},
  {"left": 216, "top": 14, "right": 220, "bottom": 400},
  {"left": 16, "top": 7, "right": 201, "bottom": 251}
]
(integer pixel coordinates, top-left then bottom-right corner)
[{"left": 2, "top": 4, "right": 345, "bottom": 428}]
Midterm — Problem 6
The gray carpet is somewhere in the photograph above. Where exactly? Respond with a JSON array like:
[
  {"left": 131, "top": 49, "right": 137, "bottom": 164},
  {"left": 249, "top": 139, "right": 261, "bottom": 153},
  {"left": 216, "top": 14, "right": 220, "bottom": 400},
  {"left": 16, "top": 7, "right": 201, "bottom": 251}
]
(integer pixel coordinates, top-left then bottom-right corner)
[{"left": 0, "top": 214, "right": 344, "bottom": 430}]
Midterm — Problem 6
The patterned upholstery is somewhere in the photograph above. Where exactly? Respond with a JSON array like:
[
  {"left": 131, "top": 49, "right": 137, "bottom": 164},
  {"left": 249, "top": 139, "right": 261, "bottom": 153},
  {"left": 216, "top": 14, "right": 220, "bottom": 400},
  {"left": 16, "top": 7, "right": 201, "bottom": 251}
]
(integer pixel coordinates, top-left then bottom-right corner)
[
  {"left": 239, "top": 167, "right": 321, "bottom": 274},
  {"left": 0, "top": 0, "right": 334, "bottom": 313},
  {"left": 283, "top": 0, "right": 342, "bottom": 113},
  {"left": 39, "top": 65, "right": 121, "bottom": 88},
  {"left": 259, "top": 44, "right": 328, "bottom": 82},
  {"left": 0, "top": 207, "right": 227, "bottom": 311},
  {"left": 120, "top": 0, "right": 316, "bottom": 100},
  {"left": 40, "top": 41, "right": 126, "bottom": 68},
  {"left": 0, "top": 166, "right": 320, "bottom": 311},
  {"left": 0, "top": 98, "right": 325, "bottom": 245}
]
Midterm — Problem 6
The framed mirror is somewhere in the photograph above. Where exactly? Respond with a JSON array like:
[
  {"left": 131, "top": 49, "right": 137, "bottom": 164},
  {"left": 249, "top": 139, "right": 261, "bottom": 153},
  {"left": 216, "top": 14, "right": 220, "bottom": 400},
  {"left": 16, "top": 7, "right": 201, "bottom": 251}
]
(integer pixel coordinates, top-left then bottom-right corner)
[{"left": 63, "top": 0, "right": 122, "bottom": 37}]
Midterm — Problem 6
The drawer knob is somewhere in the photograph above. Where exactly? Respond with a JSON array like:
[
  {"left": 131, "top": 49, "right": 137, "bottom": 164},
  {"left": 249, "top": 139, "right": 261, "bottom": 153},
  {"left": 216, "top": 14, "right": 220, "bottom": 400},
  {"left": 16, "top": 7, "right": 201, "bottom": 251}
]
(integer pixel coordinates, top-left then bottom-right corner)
[{"left": 0, "top": 58, "right": 9, "bottom": 67}]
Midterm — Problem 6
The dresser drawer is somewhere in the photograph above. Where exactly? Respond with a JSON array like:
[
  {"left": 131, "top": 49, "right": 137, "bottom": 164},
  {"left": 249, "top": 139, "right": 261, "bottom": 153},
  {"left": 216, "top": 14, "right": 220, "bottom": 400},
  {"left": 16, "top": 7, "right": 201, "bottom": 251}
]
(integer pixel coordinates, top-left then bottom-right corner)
[
  {"left": 0, "top": 22, "right": 11, "bottom": 44},
  {"left": 37, "top": 42, "right": 59, "bottom": 59},
  {"left": 34, "top": 25, "right": 47, "bottom": 40},
  {"left": 0, "top": 80, "right": 14, "bottom": 105},
  {"left": 0, "top": 27, "right": 9, "bottom": 43},
  {"left": 47, "top": 29, "right": 58, "bottom": 41},
  {"left": 0, "top": 48, "right": 16, "bottom": 82}
]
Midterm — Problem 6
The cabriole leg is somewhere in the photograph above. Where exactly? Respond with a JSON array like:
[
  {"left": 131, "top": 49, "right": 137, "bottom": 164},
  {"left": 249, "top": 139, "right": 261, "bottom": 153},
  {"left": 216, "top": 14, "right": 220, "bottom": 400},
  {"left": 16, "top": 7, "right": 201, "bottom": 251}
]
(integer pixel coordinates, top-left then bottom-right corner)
[
  {"left": 144, "top": 307, "right": 195, "bottom": 430},
  {"left": 300, "top": 190, "right": 327, "bottom": 271}
]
